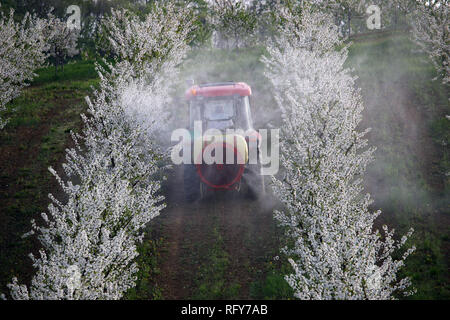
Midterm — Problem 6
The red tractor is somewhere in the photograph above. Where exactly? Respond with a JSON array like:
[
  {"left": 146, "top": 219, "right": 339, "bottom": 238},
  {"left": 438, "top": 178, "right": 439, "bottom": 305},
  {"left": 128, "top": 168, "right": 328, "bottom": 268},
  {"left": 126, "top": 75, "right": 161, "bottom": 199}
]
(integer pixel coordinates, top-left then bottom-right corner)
[{"left": 183, "top": 82, "right": 265, "bottom": 201}]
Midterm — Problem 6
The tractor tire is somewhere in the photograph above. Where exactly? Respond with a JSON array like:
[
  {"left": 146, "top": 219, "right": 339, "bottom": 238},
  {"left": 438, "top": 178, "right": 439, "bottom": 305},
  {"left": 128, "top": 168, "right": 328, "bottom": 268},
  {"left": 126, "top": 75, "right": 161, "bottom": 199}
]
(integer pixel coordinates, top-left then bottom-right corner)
[
  {"left": 244, "top": 164, "right": 265, "bottom": 200},
  {"left": 183, "top": 164, "right": 200, "bottom": 202}
]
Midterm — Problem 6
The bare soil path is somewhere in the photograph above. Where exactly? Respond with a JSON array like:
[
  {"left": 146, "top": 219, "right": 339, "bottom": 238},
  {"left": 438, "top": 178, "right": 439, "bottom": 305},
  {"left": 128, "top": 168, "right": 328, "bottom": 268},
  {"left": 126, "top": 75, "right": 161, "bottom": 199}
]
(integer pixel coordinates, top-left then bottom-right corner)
[{"left": 151, "top": 167, "right": 279, "bottom": 299}]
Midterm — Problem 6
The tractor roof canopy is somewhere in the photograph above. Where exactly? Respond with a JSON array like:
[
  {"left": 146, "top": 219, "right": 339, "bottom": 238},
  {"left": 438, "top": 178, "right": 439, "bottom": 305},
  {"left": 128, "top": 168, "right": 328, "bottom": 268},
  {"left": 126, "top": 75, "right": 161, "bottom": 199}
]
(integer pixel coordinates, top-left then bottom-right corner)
[{"left": 185, "top": 82, "right": 251, "bottom": 100}]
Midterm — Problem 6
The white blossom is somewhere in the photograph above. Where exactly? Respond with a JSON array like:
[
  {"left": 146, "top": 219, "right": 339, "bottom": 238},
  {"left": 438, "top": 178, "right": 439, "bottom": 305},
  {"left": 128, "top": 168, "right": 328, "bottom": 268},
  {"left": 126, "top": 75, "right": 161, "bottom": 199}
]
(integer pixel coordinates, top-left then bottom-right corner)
[
  {"left": 263, "top": 5, "right": 415, "bottom": 300},
  {"left": 39, "top": 12, "right": 79, "bottom": 72},
  {"left": 411, "top": 1, "right": 449, "bottom": 84},
  {"left": 99, "top": 2, "right": 192, "bottom": 80},
  {"left": 0, "top": 8, "right": 48, "bottom": 129}
]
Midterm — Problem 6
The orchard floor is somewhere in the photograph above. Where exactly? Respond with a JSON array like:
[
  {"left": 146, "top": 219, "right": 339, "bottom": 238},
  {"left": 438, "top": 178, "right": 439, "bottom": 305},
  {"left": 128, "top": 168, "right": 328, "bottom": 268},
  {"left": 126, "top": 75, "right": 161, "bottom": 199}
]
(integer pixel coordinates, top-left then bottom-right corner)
[
  {"left": 131, "top": 167, "right": 292, "bottom": 300},
  {"left": 0, "top": 32, "right": 449, "bottom": 299},
  {"left": 0, "top": 76, "right": 95, "bottom": 293}
]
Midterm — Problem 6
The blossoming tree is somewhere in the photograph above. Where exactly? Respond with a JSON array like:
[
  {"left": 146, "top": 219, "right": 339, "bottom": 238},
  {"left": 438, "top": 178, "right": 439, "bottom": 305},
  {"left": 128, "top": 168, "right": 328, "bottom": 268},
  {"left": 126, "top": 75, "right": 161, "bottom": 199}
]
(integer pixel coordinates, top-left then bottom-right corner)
[
  {"left": 7, "top": 65, "right": 167, "bottom": 299},
  {"left": 40, "top": 12, "right": 79, "bottom": 74},
  {"left": 0, "top": 8, "right": 48, "bottom": 129},
  {"left": 411, "top": 0, "right": 449, "bottom": 85},
  {"left": 208, "top": 0, "right": 259, "bottom": 49},
  {"left": 5, "top": 2, "right": 192, "bottom": 300},
  {"left": 263, "top": 4, "right": 415, "bottom": 300}
]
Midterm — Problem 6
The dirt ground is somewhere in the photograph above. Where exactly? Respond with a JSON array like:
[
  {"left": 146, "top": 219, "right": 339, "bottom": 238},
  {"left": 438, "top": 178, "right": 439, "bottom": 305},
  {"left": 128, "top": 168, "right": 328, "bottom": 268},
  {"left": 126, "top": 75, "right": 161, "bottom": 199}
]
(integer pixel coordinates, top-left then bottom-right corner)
[
  {"left": 149, "top": 166, "right": 280, "bottom": 299},
  {"left": 0, "top": 90, "right": 85, "bottom": 291}
]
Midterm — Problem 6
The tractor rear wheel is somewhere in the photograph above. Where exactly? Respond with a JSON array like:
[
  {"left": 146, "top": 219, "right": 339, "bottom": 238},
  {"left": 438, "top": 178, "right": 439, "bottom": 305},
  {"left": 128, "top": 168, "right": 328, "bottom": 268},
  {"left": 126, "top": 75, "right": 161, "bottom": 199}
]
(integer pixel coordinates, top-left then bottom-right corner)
[
  {"left": 244, "top": 164, "right": 265, "bottom": 200},
  {"left": 183, "top": 164, "right": 200, "bottom": 202}
]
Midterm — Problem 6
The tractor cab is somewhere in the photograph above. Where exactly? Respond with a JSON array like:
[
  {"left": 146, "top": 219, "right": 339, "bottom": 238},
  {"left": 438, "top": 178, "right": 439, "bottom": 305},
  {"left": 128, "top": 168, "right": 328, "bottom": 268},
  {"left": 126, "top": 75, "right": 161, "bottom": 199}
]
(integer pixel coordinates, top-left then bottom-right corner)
[{"left": 185, "top": 82, "right": 254, "bottom": 133}]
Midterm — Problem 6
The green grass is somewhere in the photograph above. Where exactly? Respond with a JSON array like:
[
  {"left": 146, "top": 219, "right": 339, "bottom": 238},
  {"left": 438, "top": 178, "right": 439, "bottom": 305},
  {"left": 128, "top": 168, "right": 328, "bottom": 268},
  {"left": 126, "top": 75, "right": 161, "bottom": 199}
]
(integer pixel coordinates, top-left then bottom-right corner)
[
  {"left": 125, "top": 236, "right": 164, "bottom": 300},
  {"left": 0, "top": 59, "right": 98, "bottom": 295},
  {"left": 249, "top": 271, "right": 294, "bottom": 300},
  {"left": 31, "top": 59, "right": 98, "bottom": 86},
  {"left": 192, "top": 224, "right": 241, "bottom": 300},
  {"left": 347, "top": 32, "right": 449, "bottom": 299}
]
